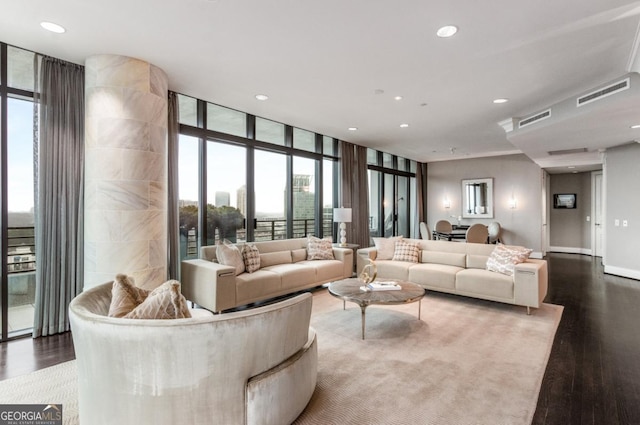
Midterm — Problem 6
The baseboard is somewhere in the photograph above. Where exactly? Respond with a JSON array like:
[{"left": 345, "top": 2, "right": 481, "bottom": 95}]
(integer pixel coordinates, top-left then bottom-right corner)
[
  {"left": 548, "top": 246, "right": 593, "bottom": 256},
  {"left": 604, "top": 265, "right": 640, "bottom": 281}
]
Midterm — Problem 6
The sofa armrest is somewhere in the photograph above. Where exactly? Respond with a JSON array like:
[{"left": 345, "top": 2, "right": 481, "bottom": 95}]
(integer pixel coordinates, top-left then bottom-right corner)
[
  {"left": 181, "top": 259, "right": 237, "bottom": 313},
  {"left": 356, "top": 247, "right": 378, "bottom": 276},
  {"left": 513, "top": 259, "right": 548, "bottom": 308},
  {"left": 332, "top": 247, "right": 354, "bottom": 278}
]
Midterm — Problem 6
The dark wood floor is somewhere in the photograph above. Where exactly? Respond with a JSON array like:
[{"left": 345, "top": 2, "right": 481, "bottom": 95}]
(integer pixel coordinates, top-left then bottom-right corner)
[{"left": 1, "top": 253, "right": 639, "bottom": 424}]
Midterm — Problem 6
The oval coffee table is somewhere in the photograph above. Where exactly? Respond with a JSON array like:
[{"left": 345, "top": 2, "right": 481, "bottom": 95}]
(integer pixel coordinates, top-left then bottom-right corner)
[{"left": 328, "top": 278, "right": 425, "bottom": 339}]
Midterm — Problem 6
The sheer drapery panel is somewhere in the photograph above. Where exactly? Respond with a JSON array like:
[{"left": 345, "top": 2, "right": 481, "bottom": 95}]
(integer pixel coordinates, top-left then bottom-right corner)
[{"left": 33, "top": 56, "right": 85, "bottom": 337}]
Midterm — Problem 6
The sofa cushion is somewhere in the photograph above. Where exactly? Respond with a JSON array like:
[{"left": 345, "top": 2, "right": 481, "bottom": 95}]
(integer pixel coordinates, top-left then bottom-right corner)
[
  {"left": 236, "top": 270, "right": 282, "bottom": 303},
  {"left": 467, "top": 254, "right": 490, "bottom": 269},
  {"left": 456, "top": 269, "right": 514, "bottom": 299},
  {"left": 292, "top": 248, "right": 307, "bottom": 262},
  {"left": 242, "top": 243, "right": 261, "bottom": 273},
  {"left": 408, "top": 263, "right": 461, "bottom": 290},
  {"left": 307, "top": 236, "right": 334, "bottom": 260},
  {"left": 108, "top": 274, "right": 148, "bottom": 318},
  {"left": 373, "top": 260, "right": 412, "bottom": 280},
  {"left": 392, "top": 240, "right": 420, "bottom": 263},
  {"left": 486, "top": 243, "right": 533, "bottom": 276},
  {"left": 217, "top": 239, "right": 245, "bottom": 276},
  {"left": 265, "top": 264, "right": 316, "bottom": 290},
  {"left": 373, "top": 236, "right": 403, "bottom": 260},
  {"left": 421, "top": 251, "right": 466, "bottom": 268},
  {"left": 260, "top": 251, "right": 292, "bottom": 268},
  {"left": 298, "top": 260, "right": 344, "bottom": 283},
  {"left": 124, "top": 280, "right": 192, "bottom": 319}
]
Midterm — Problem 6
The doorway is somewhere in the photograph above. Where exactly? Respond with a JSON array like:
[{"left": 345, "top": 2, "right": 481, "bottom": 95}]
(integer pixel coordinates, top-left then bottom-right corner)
[{"left": 592, "top": 171, "right": 603, "bottom": 258}]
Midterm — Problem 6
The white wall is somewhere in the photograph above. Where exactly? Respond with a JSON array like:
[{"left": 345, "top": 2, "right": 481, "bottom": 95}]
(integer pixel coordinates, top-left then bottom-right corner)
[
  {"left": 604, "top": 143, "right": 640, "bottom": 280},
  {"left": 426, "top": 154, "right": 544, "bottom": 256}
]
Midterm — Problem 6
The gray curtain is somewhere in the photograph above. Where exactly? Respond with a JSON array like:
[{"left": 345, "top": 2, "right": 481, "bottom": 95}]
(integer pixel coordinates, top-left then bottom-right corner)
[
  {"left": 167, "top": 92, "right": 180, "bottom": 279},
  {"left": 339, "top": 141, "right": 370, "bottom": 248},
  {"left": 33, "top": 56, "right": 84, "bottom": 337}
]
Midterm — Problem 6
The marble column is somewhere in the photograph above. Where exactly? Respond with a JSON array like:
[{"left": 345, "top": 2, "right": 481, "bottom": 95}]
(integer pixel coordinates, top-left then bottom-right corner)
[{"left": 84, "top": 55, "right": 168, "bottom": 290}]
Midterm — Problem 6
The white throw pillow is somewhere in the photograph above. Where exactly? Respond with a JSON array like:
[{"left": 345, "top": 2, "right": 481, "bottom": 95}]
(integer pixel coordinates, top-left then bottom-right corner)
[
  {"left": 373, "top": 236, "right": 404, "bottom": 260},
  {"left": 392, "top": 240, "right": 420, "bottom": 263},
  {"left": 242, "top": 243, "right": 260, "bottom": 273},
  {"left": 307, "top": 235, "right": 335, "bottom": 260},
  {"left": 486, "top": 243, "right": 532, "bottom": 276},
  {"left": 216, "top": 239, "right": 245, "bottom": 275}
]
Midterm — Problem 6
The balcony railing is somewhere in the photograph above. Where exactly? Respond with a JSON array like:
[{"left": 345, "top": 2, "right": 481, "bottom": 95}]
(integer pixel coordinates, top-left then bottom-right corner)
[{"left": 7, "top": 226, "right": 36, "bottom": 273}]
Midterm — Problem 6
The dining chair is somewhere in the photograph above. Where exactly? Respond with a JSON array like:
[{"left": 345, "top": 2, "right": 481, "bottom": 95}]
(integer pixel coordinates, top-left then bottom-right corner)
[
  {"left": 419, "top": 222, "right": 432, "bottom": 240},
  {"left": 434, "top": 220, "right": 453, "bottom": 240},
  {"left": 465, "top": 223, "right": 489, "bottom": 243},
  {"left": 487, "top": 221, "right": 502, "bottom": 244}
]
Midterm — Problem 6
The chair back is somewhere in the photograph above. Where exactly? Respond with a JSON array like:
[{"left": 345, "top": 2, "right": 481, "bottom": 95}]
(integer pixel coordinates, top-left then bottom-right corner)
[
  {"left": 434, "top": 220, "right": 453, "bottom": 233},
  {"left": 419, "top": 222, "right": 431, "bottom": 240},
  {"left": 487, "top": 221, "right": 502, "bottom": 244},
  {"left": 465, "top": 223, "right": 489, "bottom": 243}
]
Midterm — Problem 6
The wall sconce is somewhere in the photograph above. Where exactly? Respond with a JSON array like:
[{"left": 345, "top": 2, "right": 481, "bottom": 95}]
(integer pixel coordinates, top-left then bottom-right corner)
[
  {"left": 333, "top": 207, "right": 352, "bottom": 246},
  {"left": 443, "top": 198, "right": 451, "bottom": 209},
  {"left": 509, "top": 198, "right": 517, "bottom": 209}
]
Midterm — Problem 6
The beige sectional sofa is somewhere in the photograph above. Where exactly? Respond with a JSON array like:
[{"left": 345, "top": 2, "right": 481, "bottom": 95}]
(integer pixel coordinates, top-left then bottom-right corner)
[
  {"left": 357, "top": 239, "right": 548, "bottom": 314},
  {"left": 181, "top": 237, "right": 353, "bottom": 313}
]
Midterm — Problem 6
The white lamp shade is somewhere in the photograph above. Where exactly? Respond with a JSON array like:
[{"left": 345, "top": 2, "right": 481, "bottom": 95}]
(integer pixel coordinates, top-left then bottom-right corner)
[{"left": 333, "top": 207, "right": 352, "bottom": 223}]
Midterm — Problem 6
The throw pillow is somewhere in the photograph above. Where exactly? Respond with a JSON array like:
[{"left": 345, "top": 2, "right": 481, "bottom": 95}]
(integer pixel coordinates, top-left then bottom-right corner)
[
  {"left": 307, "top": 235, "right": 335, "bottom": 260},
  {"left": 108, "top": 274, "right": 149, "bottom": 318},
  {"left": 124, "top": 280, "right": 192, "bottom": 319},
  {"left": 392, "top": 240, "right": 420, "bottom": 263},
  {"left": 216, "top": 239, "right": 245, "bottom": 275},
  {"left": 242, "top": 243, "right": 261, "bottom": 273},
  {"left": 373, "top": 236, "right": 404, "bottom": 260},
  {"left": 486, "top": 243, "right": 533, "bottom": 276}
]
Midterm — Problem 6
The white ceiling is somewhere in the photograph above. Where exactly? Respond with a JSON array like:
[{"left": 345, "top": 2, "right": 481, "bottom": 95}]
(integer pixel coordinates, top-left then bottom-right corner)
[{"left": 2, "top": 0, "right": 640, "bottom": 173}]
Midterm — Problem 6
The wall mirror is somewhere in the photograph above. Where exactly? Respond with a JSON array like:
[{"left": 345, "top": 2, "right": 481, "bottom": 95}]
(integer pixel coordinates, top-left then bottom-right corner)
[{"left": 462, "top": 178, "right": 494, "bottom": 218}]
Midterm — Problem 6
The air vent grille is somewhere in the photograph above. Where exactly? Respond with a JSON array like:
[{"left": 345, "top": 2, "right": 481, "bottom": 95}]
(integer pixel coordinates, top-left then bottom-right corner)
[
  {"left": 519, "top": 109, "right": 551, "bottom": 128},
  {"left": 577, "top": 78, "right": 629, "bottom": 107}
]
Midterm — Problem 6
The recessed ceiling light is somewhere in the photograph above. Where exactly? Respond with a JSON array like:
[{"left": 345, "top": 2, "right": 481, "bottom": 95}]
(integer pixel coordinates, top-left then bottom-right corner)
[
  {"left": 400, "top": 123, "right": 409, "bottom": 128},
  {"left": 630, "top": 124, "right": 640, "bottom": 129},
  {"left": 40, "top": 21, "right": 66, "bottom": 33},
  {"left": 348, "top": 127, "right": 358, "bottom": 131},
  {"left": 493, "top": 98, "right": 509, "bottom": 104},
  {"left": 394, "top": 96, "right": 403, "bottom": 101},
  {"left": 255, "top": 94, "right": 269, "bottom": 101},
  {"left": 436, "top": 25, "right": 458, "bottom": 38},
  {"left": 568, "top": 166, "right": 576, "bottom": 169}
]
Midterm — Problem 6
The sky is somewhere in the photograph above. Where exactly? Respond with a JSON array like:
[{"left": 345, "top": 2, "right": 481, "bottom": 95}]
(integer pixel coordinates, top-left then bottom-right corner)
[{"left": 7, "top": 97, "right": 35, "bottom": 213}]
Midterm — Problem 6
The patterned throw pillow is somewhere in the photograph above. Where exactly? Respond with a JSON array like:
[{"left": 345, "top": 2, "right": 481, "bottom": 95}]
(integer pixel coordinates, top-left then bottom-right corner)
[
  {"left": 108, "top": 274, "right": 148, "bottom": 318},
  {"left": 392, "top": 240, "right": 420, "bottom": 263},
  {"left": 373, "top": 236, "right": 404, "bottom": 260},
  {"left": 216, "top": 239, "right": 245, "bottom": 275},
  {"left": 242, "top": 243, "right": 261, "bottom": 273},
  {"left": 486, "top": 243, "right": 533, "bottom": 276},
  {"left": 307, "top": 235, "right": 335, "bottom": 260},
  {"left": 124, "top": 280, "right": 192, "bottom": 319}
]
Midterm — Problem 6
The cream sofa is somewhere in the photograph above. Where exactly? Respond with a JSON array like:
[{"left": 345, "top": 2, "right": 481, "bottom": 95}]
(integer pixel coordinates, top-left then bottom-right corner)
[
  {"left": 357, "top": 239, "right": 548, "bottom": 314},
  {"left": 181, "top": 237, "right": 353, "bottom": 313},
  {"left": 69, "top": 282, "right": 317, "bottom": 425}
]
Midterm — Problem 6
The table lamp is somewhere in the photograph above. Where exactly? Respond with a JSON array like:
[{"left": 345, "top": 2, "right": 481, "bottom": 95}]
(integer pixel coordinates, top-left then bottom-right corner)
[{"left": 333, "top": 207, "right": 352, "bottom": 247}]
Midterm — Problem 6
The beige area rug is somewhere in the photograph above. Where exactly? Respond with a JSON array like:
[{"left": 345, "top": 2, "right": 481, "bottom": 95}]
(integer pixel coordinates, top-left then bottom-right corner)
[{"left": 0, "top": 290, "right": 562, "bottom": 425}]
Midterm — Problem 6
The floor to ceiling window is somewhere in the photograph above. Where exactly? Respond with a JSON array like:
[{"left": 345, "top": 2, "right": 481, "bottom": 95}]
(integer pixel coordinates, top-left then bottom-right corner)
[
  {"left": 367, "top": 148, "right": 417, "bottom": 239},
  {"left": 1, "top": 44, "right": 38, "bottom": 340},
  {"left": 177, "top": 95, "right": 340, "bottom": 260}
]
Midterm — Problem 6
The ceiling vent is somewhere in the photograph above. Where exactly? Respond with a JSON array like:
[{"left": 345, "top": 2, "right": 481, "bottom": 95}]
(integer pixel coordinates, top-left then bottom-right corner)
[
  {"left": 577, "top": 78, "right": 629, "bottom": 107},
  {"left": 519, "top": 109, "right": 551, "bottom": 129},
  {"left": 547, "top": 147, "right": 588, "bottom": 156}
]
